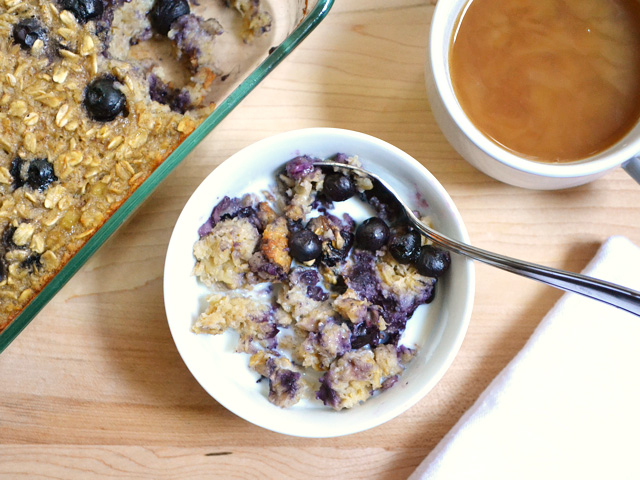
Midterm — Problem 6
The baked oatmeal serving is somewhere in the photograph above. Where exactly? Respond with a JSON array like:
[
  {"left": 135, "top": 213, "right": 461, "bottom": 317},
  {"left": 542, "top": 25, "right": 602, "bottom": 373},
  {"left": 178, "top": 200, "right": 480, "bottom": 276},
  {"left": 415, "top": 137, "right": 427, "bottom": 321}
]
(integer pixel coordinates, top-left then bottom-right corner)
[
  {"left": 191, "top": 154, "right": 451, "bottom": 410},
  {"left": 0, "top": 0, "right": 270, "bottom": 330}
]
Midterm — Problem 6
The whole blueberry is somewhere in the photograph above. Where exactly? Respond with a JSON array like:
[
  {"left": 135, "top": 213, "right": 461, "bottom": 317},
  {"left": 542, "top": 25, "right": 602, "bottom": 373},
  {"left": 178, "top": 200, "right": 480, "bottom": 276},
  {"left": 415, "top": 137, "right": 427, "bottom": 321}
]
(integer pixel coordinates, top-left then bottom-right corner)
[
  {"left": 416, "top": 245, "right": 450, "bottom": 277},
  {"left": 323, "top": 173, "right": 355, "bottom": 202},
  {"left": 26, "top": 159, "right": 57, "bottom": 191},
  {"left": 84, "top": 76, "right": 126, "bottom": 121},
  {"left": 12, "top": 18, "right": 47, "bottom": 50},
  {"left": 356, "top": 217, "right": 389, "bottom": 252},
  {"left": 289, "top": 229, "right": 322, "bottom": 263},
  {"left": 59, "top": 0, "right": 104, "bottom": 23},
  {"left": 388, "top": 229, "right": 421, "bottom": 264},
  {"left": 150, "top": 0, "right": 190, "bottom": 35}
]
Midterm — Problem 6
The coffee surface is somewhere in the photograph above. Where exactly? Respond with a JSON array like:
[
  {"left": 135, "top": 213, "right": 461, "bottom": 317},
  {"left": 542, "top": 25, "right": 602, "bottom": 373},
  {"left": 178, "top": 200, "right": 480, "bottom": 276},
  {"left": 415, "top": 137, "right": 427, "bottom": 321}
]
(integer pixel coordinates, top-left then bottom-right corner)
[{"left": 450, "top": 0, "right": 640, "bottom": 163}]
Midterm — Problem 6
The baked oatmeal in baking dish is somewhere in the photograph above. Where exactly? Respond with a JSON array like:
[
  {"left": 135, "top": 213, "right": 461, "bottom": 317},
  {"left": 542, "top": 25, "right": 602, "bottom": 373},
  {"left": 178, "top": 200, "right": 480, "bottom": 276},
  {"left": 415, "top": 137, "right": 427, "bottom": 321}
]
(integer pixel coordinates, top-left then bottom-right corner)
[
  {"left": 0, "top": 0, "right": 271, "bottom": 330},
  {"left": 191, "top": 155, "right": 451, "bottom": 410}
]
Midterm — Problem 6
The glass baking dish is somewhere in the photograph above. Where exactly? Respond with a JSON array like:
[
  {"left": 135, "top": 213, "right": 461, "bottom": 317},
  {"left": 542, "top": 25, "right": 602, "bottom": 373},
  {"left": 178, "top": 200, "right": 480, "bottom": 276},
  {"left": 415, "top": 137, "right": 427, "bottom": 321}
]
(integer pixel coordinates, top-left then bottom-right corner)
[{"left": 0, "top": 0, "right": 334, "bottom": 353}]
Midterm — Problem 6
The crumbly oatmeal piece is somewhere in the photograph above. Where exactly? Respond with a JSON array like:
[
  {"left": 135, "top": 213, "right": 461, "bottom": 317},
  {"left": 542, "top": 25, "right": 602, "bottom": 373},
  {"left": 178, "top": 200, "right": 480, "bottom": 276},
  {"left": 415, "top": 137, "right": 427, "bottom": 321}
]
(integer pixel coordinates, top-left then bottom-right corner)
[
  {"left": 315, "top": 345, "right": 406, "bottom": 411},
  {"left": 333, "top": 287, "right": 386, "bottom": 331},
  {"left": 197, "top": 194, "right": 263, "bottom": 237},
  {"left": 276, "top": 268, "right": 334, "bottom": 332},
  {"left": 256, "top": 200, "right": 277, "bottom": 225},
  {"left": 279, "top": 155, "right": 325, "bottom": 221},
  {"left": 108, "top": 0, "right": 155, "bottom": 60},
  {"left": 294, "top": 320, "right": 351, "bottom": 371},
  {"left": 249, "top": 350, "right": 305, "bottom": 408},
  {"left": 225, "top": 0, "right": 272, "bottom": 42},
  {"left": 259, "top": 216, "right": 291, "bottom": 273},
  {"left": 193, "top": 294, "right": 277, "bottom": 351},
  {"left": 245, "top": 214, "right": 290, "bottom": 283},
  {"left": 376, "top": 252, "right": 436, "bottom": 307},
  {"left": 193, "top": 217, "right": 259, "bottom": 289}
]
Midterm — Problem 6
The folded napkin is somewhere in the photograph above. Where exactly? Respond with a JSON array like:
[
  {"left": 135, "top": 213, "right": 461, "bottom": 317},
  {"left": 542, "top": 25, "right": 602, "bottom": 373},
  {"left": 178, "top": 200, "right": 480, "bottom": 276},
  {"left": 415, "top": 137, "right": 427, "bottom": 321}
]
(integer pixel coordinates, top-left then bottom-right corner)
[{"left": 409, "top": 236, "right": 640, "bottom": 480}]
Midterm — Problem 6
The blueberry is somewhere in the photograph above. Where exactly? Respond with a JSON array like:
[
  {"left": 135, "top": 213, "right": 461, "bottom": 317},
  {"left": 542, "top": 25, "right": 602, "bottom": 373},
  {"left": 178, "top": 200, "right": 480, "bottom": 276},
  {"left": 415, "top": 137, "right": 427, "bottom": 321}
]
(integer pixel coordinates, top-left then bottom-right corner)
[
  {"left": 59, "top": 0, "right": 104, "bottom": 23},
  {"left": 306, "top": 285, "right": 329, "bottom": 302},
  {"left": 320, "top": 230, "right": 354, "bottom": 267},
  {"left": 350, "top": 323, "right": 382, "bottom": 349},
  {"left": 287, "top": 219, "right": 304, "bottom": 234},
  {"left": 83, "top": 76, "right": 126, "bottom": 122},
  {"left": 416, "top": 245, "right": 450, "bottom": 277},
  {"left": 0, "top": 258, "right": 6, "bottom": 282},
  {"left": 289, "top": 229, "right": 322, "bottom": 262},
  {"left": 150, "top": 0, "right": 190, "bottom": 35},
  {"left": 10, "top": 158, "right": 57, "bottom": 191},
  {"left": 10, "top": 158, "right": 25, "bottom": 189},
  {"left": 12, "top": 18, "right": 47, "bottom": 50},
  {"left": 26, "top": 159, "right": 57, "bottom": 191},
  {"left": 21, "top": 253, "right": 41, "bottom": 272},
  {"left": 388, "top": 229, "right": 421, "bottom": 264},
  {"left": 2, "top": 226, "right": 18, "bottom": 251},
  {"left": 356, "top": 217, "right": 389, "bottom": 252},
  {"left": 323, "top": 173, "right": 355, "bottom": 202}
]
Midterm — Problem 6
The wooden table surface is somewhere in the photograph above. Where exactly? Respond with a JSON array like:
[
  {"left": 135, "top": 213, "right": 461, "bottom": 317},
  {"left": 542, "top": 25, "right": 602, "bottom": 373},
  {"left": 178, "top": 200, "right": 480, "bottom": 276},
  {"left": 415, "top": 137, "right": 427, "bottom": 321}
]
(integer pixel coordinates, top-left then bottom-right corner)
[{"left": 2, "top": 0, "right": 640, "bottom": 478}]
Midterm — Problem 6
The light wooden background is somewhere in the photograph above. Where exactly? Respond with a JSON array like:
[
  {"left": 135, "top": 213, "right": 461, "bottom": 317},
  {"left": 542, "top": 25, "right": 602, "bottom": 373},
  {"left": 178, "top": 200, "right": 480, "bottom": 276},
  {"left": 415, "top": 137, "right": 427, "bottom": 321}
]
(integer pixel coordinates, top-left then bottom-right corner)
[{"left": 2, "top": 0, "right": 640, "bottom": 478}]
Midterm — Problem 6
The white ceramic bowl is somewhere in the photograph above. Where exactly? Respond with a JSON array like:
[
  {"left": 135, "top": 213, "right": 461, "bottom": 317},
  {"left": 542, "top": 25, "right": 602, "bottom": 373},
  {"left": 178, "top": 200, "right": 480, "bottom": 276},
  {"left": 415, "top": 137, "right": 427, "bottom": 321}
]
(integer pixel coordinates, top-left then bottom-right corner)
[{"left": 163, "top": 128, "right": 475, "bottom": 437}]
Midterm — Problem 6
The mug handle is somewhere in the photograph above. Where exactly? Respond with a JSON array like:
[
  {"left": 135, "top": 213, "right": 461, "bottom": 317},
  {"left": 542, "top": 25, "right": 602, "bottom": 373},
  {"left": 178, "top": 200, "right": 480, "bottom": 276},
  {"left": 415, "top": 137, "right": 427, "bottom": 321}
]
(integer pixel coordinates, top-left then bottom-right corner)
[{"left": 623, "top": 156, "right": 640, "bottom": 184}]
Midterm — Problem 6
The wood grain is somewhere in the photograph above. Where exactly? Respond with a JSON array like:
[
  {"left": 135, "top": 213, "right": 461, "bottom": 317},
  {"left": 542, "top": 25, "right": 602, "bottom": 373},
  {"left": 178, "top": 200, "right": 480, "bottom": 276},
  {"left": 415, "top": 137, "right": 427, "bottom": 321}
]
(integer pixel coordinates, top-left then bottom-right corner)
[{"left": 1, "top": 0, "right": 639, "bottom": 478}]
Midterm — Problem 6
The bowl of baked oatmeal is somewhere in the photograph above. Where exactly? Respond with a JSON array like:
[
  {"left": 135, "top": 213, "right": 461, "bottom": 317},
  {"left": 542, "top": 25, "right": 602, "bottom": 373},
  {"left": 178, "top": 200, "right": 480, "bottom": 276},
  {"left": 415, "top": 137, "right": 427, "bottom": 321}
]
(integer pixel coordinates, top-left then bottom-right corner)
[{"left": 163, "top": 128, "right": 475, "bottom": 437}]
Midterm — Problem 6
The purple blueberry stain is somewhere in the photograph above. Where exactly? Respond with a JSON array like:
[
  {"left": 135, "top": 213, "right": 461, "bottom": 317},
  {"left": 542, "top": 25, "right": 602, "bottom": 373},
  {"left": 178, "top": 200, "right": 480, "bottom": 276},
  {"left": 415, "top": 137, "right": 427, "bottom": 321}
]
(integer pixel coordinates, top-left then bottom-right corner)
[
  {"left": 198, "top": 196, "right": 262, "bottom": 238},
  {"left": 285, "top": 155, "right": 317, "bottom": 180},
  {"left": 316, "top": 376, "right": 340, "bottom": 408},
  {"left": 148, "top": 74, "right": 191, "bottom": 113}
]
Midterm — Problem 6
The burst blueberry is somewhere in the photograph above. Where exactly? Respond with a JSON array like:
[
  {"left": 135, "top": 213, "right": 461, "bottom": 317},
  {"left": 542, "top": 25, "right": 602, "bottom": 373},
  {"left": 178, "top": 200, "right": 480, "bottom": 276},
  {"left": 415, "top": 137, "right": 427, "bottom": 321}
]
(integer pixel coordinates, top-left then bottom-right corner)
[
  {"left": 1, "top": 226, "right": 17, "bottom": 251},
  {"left": 26, "top": 159, "right": 57, "bottom": 191},
  {"left": 0, "top": 259, "right": 6, "bottom": 282},
  {"left": 10, "top": 158, "right": 57, "bottom": 192},
  {"left": 59, "top": 0, "right": 104, "bottom": 23},
  {"left": 320, "top": 230, "right": 354, "bottom": 267},
  {"left": 12, "top": 18, "right": 47, "bottom": 50},
  {"left": 10, "top": 158, "right": 25, "bottom": 190}
]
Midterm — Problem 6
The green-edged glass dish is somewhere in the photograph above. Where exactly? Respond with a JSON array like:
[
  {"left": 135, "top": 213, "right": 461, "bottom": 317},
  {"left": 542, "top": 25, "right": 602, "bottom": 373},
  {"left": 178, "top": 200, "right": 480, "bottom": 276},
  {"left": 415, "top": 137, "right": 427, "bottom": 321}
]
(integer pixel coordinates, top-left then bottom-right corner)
[{"left": 0, "top": 0, "right": 334, "bottom": 354}]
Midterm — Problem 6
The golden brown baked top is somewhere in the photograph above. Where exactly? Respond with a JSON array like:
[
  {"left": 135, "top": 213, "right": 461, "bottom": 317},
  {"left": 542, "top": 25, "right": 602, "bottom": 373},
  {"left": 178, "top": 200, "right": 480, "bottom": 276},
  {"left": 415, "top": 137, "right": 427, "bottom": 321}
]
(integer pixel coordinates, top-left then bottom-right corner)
[{"left": 0, "top": 0, "right": 270, "bottom": 330}]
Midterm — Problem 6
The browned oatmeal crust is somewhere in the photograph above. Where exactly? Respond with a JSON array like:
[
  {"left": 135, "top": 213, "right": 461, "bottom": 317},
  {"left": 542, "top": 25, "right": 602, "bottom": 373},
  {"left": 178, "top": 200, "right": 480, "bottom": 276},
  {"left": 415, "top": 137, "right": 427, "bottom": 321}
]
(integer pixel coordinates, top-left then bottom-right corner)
[{"left": 0, "top": 0, "right": 269, "bottom": 331}]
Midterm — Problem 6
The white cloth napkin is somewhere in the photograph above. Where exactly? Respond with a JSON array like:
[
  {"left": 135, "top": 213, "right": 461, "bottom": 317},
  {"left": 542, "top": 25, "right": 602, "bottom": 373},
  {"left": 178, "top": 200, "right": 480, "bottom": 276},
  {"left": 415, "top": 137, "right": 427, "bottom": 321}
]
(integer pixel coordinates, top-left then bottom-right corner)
[{"left": 409, "top": 236, "right": 640, "bottom": 480}]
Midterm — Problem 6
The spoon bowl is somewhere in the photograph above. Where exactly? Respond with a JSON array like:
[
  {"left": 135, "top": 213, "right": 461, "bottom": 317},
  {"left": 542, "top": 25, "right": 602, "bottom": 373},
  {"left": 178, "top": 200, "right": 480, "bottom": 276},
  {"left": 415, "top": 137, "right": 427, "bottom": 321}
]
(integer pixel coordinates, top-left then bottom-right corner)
[{"left": 314, "top": 160, "right": 640, "bottom": 316}]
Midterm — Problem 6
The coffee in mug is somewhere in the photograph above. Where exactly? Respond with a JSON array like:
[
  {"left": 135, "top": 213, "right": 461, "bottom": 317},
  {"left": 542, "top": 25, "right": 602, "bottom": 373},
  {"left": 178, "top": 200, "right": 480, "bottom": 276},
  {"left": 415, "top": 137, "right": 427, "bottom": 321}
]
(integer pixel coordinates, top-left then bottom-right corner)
[{"left": 449, "top": 0, "right": 640, "bottom": 164}]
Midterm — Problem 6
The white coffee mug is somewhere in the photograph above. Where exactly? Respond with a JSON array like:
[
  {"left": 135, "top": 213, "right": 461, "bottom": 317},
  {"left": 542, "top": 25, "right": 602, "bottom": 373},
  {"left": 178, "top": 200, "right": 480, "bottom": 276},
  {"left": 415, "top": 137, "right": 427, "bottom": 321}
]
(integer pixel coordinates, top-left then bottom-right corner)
[{"left": 424, "top": 0, "right": 640, "bottom": 190}]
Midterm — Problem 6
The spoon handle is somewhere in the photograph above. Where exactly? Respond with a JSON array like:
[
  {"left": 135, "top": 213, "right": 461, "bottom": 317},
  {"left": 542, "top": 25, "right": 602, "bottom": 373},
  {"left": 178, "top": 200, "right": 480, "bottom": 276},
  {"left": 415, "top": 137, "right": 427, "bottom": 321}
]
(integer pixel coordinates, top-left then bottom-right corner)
[{"left": 408, "top": 213, "right": 640, "bottom": 316}]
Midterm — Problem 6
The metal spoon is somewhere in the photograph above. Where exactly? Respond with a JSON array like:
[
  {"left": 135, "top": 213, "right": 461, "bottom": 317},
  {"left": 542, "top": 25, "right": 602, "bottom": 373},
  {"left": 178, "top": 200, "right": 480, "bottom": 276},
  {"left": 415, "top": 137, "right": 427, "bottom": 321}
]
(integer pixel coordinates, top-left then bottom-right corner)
[{"left": 314, "top": 161, "right": 640, "bottom": 316}]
